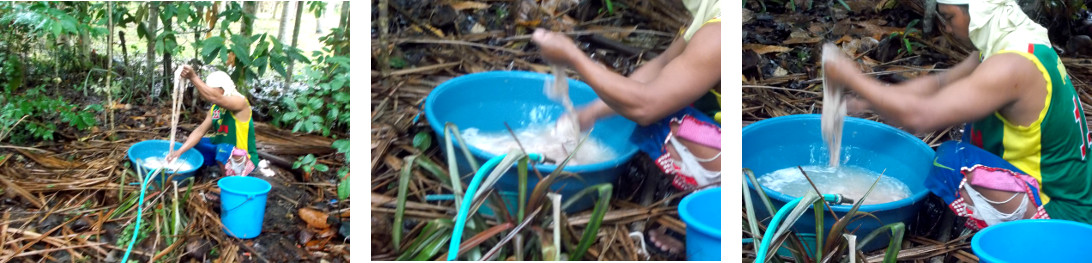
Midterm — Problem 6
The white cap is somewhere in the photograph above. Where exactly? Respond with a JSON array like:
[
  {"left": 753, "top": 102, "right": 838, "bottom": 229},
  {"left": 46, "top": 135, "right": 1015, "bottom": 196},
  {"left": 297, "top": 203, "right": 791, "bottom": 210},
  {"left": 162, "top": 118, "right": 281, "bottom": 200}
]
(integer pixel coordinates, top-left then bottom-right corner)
[
  {"left": 936, "top": 0, "right": 969, "bottom": 4},
  {"left": 204, "top": 71, "right": 243, "bottom": 98}
]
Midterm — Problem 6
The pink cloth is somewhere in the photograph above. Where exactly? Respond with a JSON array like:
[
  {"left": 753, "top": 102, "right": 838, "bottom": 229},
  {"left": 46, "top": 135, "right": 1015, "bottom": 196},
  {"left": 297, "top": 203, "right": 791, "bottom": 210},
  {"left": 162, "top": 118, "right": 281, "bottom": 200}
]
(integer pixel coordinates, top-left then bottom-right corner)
[
  {"left": 224, "top": 148, "right": 255, "bottom": 176},
  {"left": 962, "top": 165, "right": 1041, "bottom": 193},
  {"left": 675, "top": 115, "right": 720, "bottom": 149}
]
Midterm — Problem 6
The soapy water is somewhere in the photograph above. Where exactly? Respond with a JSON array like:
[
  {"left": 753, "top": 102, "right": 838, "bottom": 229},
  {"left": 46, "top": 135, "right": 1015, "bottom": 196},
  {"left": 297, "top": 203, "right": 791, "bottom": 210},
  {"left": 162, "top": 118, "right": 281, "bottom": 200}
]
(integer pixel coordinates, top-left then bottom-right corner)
[
  {"left": 462, "top": 124, "right": 618, "bottom": 165},
  {"left": 141, "top": 156, "right": 195, "bottom": 172},
  {"left": 758, "top": 165, "right": 911, "bottom": 205}
]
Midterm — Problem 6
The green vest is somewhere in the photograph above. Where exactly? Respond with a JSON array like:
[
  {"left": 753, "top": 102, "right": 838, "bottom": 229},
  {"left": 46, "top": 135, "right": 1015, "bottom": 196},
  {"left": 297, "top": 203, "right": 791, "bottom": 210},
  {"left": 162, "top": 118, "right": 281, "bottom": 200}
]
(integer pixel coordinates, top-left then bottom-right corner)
[
  {"left": 209, "top": 103, "right": 259, "bottom": 166},
  {"left": 965, "top": 43, "right": 1092, "bottom": 223}
]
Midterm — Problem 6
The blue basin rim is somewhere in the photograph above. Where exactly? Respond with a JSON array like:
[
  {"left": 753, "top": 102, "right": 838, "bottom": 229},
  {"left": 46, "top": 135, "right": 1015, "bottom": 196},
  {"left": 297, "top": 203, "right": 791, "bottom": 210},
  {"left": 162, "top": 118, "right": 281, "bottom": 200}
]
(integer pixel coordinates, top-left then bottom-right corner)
[
  {"left": 423, "top": 70, "right": 639, "bottom": 173},
  {"left": 742, "top": 114, "right": 933, "bottom": 213}
]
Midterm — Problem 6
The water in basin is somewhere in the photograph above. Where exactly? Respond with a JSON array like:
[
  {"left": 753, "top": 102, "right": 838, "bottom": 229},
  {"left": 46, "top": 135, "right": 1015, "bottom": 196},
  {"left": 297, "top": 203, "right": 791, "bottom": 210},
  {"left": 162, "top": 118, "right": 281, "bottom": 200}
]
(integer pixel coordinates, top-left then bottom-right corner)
[
  {"left": 141, "top": 156, "right": 195, "bottom": 172},
  {"left": 462, "top": 123, "right": 618, "bottom": 166},
  {"left": 759, "top": 165, "right": 912, "bottom": 205}
]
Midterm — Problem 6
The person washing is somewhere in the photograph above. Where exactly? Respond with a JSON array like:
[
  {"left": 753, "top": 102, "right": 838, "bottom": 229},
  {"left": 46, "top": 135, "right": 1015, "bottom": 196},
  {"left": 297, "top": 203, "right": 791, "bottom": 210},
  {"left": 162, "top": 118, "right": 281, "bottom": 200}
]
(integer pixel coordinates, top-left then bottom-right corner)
[
  {"left": 822, "top": 0, "right": 1092, "bottom": 228},
  {"left": 166, "top": 65, "right": 259, "bottom": 177},
  {"left": 531, "top": 0, "right": 722, "bottom": 192}
]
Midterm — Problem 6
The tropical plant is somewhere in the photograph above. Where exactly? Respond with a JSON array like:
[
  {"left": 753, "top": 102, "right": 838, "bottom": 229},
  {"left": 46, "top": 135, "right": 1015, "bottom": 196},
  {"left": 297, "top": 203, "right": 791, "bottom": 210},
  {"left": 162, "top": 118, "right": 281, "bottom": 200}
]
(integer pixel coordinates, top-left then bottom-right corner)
[
  {"left": 743, "top": 168, "right": 906, "bottom": 263},
  {"left": 390, "top": 123, "right": 613, "bottom": 261}
]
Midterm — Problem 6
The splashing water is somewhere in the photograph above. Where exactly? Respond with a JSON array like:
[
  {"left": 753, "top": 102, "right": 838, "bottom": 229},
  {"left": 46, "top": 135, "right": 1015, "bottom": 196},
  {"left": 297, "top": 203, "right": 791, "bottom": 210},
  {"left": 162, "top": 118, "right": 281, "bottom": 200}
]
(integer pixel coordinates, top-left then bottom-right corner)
[
  {"left": 822, "top": 44, "right": 847, "bottom": 168},
  {"left": 141, "top": 157, "right": 194, "bottom": 172},
  {"left": 758, "top": 165, "right": 911, "bottom": 205},
  {"left": 462, "top": 124, "right": 617, "bottom": 165}
]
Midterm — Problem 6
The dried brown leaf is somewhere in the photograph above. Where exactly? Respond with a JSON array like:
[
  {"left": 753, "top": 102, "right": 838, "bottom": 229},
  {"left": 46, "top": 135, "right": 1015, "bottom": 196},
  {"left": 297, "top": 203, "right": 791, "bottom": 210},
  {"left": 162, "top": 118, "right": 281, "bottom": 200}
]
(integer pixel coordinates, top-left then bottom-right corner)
[
  {"left": 743, "top": 44, "right": 792, "bottom": 55},
  {"left": 299, "top": 208, "right": 331, "bottom": 229},
  {"left": 449, "top": 1, "right": 489, "bottom": 11}
]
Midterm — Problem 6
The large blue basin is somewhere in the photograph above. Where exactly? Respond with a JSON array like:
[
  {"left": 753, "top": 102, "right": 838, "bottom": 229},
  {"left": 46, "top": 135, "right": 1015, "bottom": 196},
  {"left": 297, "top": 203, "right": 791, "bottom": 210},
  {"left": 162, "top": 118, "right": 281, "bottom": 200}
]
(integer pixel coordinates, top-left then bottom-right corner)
[
  {"left": 424, "top": 71, "right": 639, "bottom": 213},
  {"left": 742, "top": 114, "right": 933, "bottom": 252},
  {"left": 127, "top": 140, "right": 204, "bottom": 186}
]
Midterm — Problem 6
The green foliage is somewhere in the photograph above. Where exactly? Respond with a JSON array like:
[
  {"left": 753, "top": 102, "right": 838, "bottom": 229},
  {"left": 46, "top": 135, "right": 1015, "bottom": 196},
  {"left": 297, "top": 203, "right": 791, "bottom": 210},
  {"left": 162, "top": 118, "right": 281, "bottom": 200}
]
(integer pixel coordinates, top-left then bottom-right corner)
[
  {"left": 0, "top": 85, "right": 100, "bottom": 144},
  {"left": 275, "top": 55, "right": 349, "bottom": 136},
  {"left": 293, "top": 153, "right": 329, "bottom": 174}
]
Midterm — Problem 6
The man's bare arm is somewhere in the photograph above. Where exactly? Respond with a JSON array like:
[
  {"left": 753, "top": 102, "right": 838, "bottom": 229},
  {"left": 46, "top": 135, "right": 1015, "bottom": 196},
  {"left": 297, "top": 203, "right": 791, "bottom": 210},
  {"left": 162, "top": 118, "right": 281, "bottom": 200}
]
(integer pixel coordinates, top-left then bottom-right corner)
[
  {"left": 841, "top": 53, "right": 1034, "bottom": 133},
  {"left": 576, "top": 36, "right": 689, "bottom": 128},
  {"left": 570, "top": 23, "right": 721, "bottom": 125},
  {"left": 847, "top": 51, "right": 981, "bottom": 114}
]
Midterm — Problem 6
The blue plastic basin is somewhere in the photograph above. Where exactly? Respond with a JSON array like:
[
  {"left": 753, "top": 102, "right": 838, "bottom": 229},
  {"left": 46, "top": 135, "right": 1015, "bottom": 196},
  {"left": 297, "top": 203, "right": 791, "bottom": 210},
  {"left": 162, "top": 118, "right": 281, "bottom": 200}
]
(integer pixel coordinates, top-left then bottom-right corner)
[
  {"left": 742, "top": 114, "right": 933, "bottom": 252},
  {"left": 679, "top": 187, "right": 721, "bottom": 261},
  {"left": 127, "top": 140, "right": 204, "bottom": 185},
  {"left": 424, "top": 71, "right": 639, "bottom": 213},
  {"left": 972, "top": 219, "right": 1092, "bottom": 263}
]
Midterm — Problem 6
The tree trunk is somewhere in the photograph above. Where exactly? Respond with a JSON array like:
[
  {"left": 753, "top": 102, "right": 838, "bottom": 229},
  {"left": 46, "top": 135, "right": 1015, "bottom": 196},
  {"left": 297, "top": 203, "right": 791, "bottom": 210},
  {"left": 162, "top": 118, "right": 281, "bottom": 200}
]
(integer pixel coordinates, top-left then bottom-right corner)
[
  {"left": 194, "top": 4, "right": 203, "bottom": 60},
  {"left": 278, "top": 1, "right": 291, "bottom": 41},
  {"left": 146, "top": 2, "right": 159, "bottom": 93},
  {"left": 287, "top": 1, "right": 304, "bottom": 85},
  {"left": 119, "top": 31, "right": 128, "bottom": 69},
  {"left": 78, "top": 3, "right": 90, "bottom": 70},
  {"left": 241, "top": 1, "right": 258, "bottom": 37},
  {"left": 162, "top": 13, "right": 173, "bottom": 94},
  {"left": 338, "top": 2, "right": 349, "bottom": 31},
  {"left": 337, "top": 1, "right": 349, "bottom": 56}
]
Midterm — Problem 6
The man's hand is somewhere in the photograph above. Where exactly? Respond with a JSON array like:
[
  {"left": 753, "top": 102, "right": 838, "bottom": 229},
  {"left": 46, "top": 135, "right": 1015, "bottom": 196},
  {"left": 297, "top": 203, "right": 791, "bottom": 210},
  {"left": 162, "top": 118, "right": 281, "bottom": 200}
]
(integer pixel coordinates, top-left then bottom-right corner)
[
  {"left": 846, "top": 94, "right": 872, "bottom": 117},
  {"left": 531, "top": 29, "right": 583, "bottom": 67},
  {"left": 180, "top": 65, "right": 198, "bottom": 81},
  {"left": 165, "top": 151, "right": 182, "bottom": 163}
]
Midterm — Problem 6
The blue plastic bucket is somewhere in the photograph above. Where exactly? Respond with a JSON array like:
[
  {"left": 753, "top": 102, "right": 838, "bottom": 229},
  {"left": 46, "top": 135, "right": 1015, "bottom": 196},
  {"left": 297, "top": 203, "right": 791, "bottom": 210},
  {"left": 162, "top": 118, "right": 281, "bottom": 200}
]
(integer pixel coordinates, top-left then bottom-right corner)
[
  {"left": 743, "top": 114, "right": 934, "bottom": 252},
  {"left": 679, "top": 187, "right": 721, "bottom": 261},
  {"left": 424, "top": 71, "right": 639, "bottom": 213},
  {"left": 127, "top": 140, "right": 204, "bottom": 185},
  {"left": 972, "top": 219, "right": 1092, "bottom": 262},
  {"left": 218, "top": 176, "right": 271, "bottom": 239}
]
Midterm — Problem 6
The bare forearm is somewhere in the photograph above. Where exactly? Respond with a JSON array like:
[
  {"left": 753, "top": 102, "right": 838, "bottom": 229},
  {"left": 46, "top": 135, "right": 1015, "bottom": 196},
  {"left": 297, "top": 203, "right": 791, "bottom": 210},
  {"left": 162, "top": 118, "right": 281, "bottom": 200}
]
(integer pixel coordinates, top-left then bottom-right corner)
[
  {"left": 191, "top": 78, "right": 223, "bottom": 103},
  {"left": 570, "top": 56, "right": 653, "bottom": 123},
  {"left": 629, "top": 39, "right": 686, "bottom": 83},
  {"left": 846, "top": 72, "right": 921, "bottom": 129}
]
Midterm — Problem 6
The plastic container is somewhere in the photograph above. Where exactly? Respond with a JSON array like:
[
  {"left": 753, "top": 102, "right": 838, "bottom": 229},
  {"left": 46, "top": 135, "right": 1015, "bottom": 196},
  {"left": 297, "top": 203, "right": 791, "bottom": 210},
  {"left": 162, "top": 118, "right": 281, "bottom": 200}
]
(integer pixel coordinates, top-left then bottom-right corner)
[
  {"left": 972, "top": 219, "right": 1092, "bottom": 263},
  {"left": 424, "top": 71, "right": 639, "bottom": 213},
  {"left": 742, "top": 114, "right": 934, "bottom": 252},
  {"left": 218, "top": 176, "right": 272, "bottom": 239},
  {"left": 679, "top": 187, "right": 721, "bottom": 261},
  {"left": 127, "top": 140, "right": 204, "bottom": 186}
]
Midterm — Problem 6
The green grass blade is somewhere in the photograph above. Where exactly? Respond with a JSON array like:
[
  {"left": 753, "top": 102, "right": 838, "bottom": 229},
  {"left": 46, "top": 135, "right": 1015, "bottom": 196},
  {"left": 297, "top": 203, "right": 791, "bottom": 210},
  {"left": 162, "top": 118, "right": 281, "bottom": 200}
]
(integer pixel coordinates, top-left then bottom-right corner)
[
  {"left": 518, "top": 157, "right": 528, "bottom": 222},
  {"left": 397, "top": 219, "right": 452, "bottom": 260},
  {"left": 393, "top": 155, "right": 417, "bottom": 252},
  {"left": 472, "top": 149, "right": 525, "bottom": 202},
  {"left": 413, "top": 156, "right": 451, "bottom": 186},
  {"left": 744, "top": 168, "right": 777, "bottom": 220},
  {"left": 766, "top": 191, "right": 821, "bottom": 260},
  {"left": 814, "top": 198, "right": 824, "bottom": 262},
  {"left": 743, "top": 175, "right": 764, "bottom": 248},
  {"left": 482, "top": 206, "right": 543, "bottom": 260},
  {"left": 882, "top": 223, "right": 905, "bottom": 263},
  {"left": 444, "top": 123, "right": 466, "bottom": 209},
  {"left": 569, "top": 183, "right": 612, "bottom": 260},
  {"left": 855, "top": 222, "right": 904, "bottom": 251},
  {"left": 837, "top": 0, "right": 851, "bottom": 11},
  {"left": 824, "top": 174, "right": 881, "bottom": 251},
  {"left": 413, "top": 232, "right": 454, "bottom": 261},
  {"left": 445, "top": 122, "right": 480, "bottom": 171},
  {"left": 549, "top": 193, "right": 562, "bottom": 261},
  {"left": 559, "top": 184, "right": 598, "bottom": 211}
]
